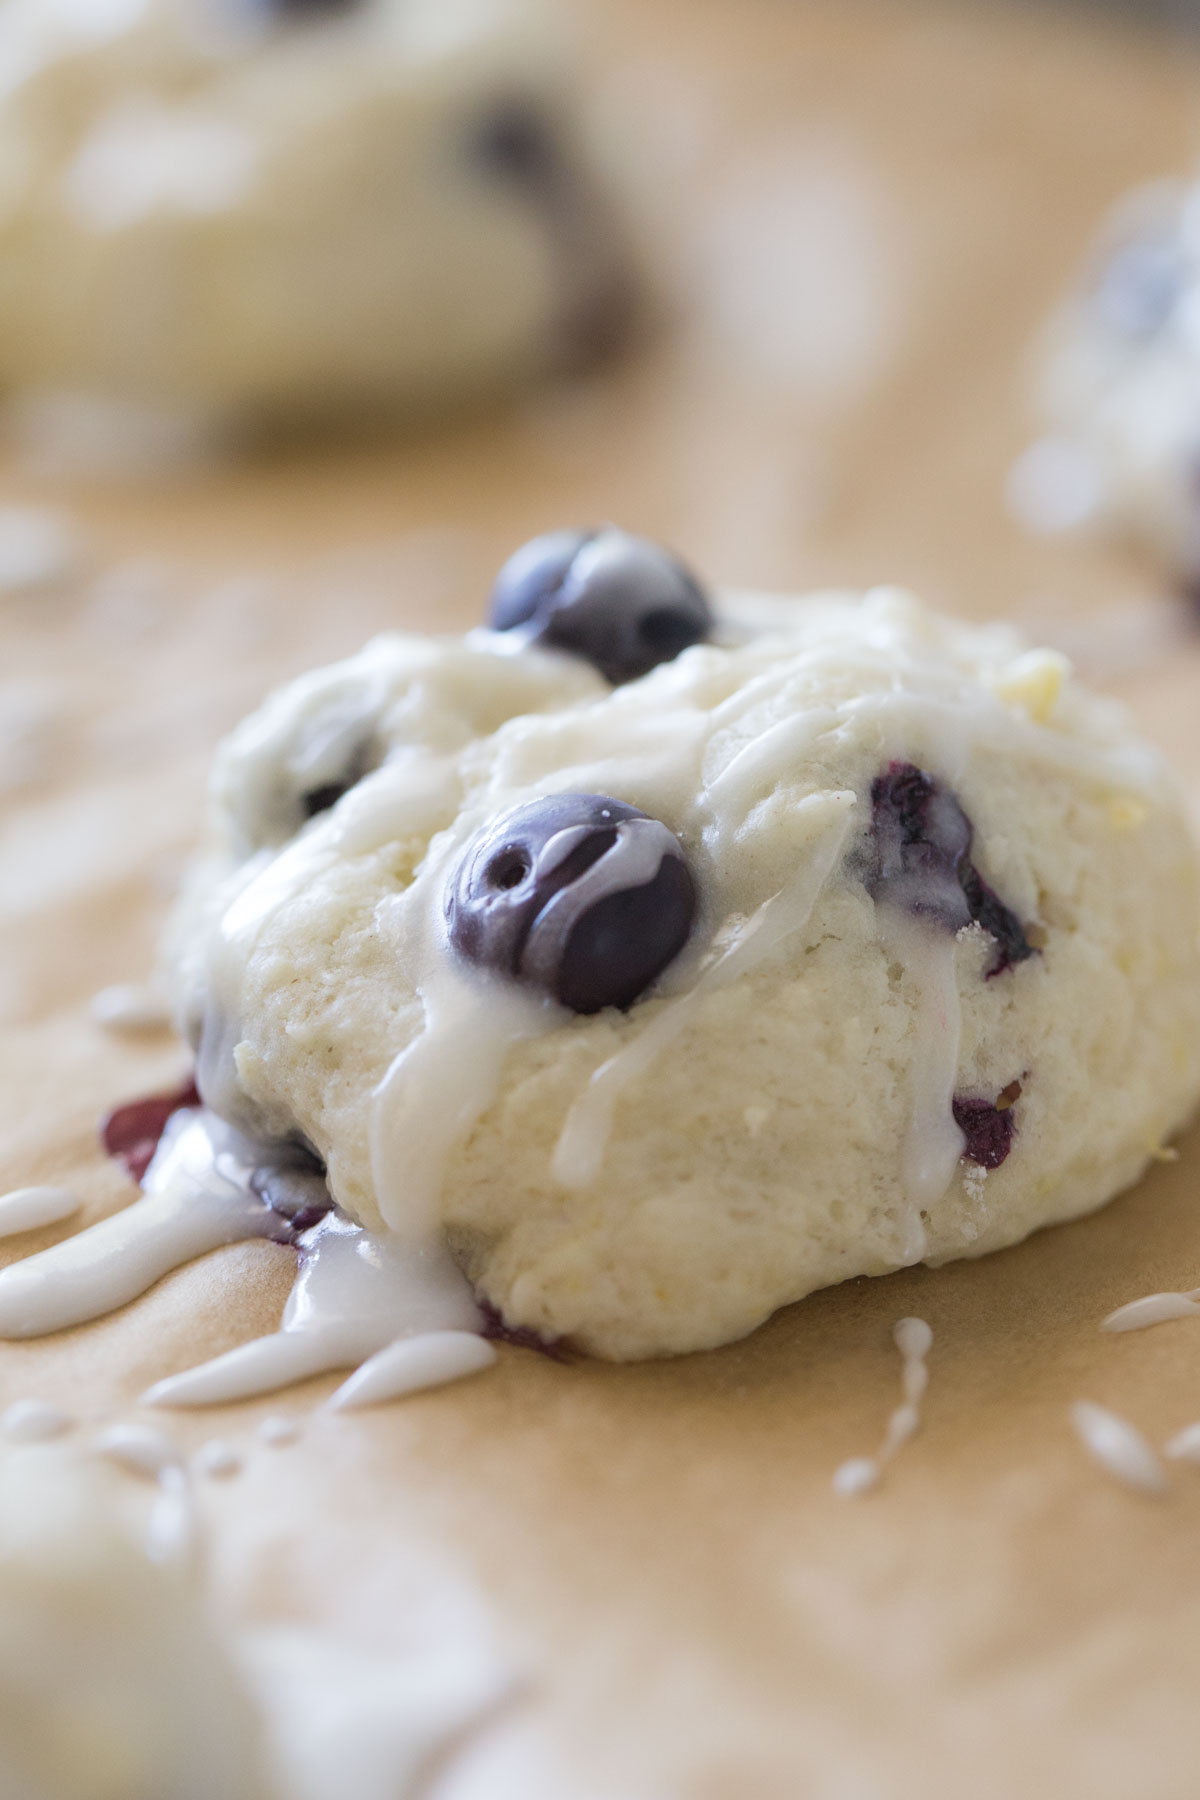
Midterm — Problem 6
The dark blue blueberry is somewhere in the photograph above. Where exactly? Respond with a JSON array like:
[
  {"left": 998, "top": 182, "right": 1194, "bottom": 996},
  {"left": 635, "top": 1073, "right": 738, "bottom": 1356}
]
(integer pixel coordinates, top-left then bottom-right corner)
[
  {"left": 953, "top": 1080, "right": 1022, "bottom": 1169},
  {"left": 445, "top": 793, "right": 695, "bottom": 1013},
  {"left": 863, "top": 763, "right": 1036, "bottom": 976},
  {"left": 466, "top": 104, "right": 636, "bottom": 364},
  {"left": 301, "top": 782, "right": 351, "bottom": 819},
  {"left": 299, "top": 741, "right": 373, "bottom": 825},
  {"left": 488, "top": 528, "right": 713, "bottom": 685}
]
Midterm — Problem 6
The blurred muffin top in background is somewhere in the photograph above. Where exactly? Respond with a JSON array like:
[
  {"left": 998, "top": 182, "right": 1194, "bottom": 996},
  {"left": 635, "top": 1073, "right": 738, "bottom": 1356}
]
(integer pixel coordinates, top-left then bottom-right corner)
[{"left": 0, "top": 0, "right": 641, "bottom": 468}]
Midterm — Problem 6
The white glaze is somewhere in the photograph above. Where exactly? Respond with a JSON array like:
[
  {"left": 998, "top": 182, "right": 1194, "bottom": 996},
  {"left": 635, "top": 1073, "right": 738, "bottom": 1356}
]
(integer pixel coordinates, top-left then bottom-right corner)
[
  {"left": 144, "top": 1207, "right": 486, "bottom": 1409},
  {"left": 831, "top": 1456, "right": 880, "bottom": 1497},
  {"left": 877, "top": 913, "right": 965, "bottom": 1238},
  {"left": 90, "top": 980, "right": 172, "bottom": 1032},
  {"left": 329, "top": 1330, "right": 496, "bottom": 1410},
  {"left": 94, "top": 1422, "right": 194, "bottom": 1561},
  {"left": 370, "top": 972, "right": 557, "bottom": 1244},
  {"left": 833, "top": 1315, "right": 934, "bottom": 1499},
  {"left": 1070, "top": 1400, "right": 1167, "bottom": 1496},
  {"left": 1101, "top": 1290, "right": 1200, "bottom": 1332},
  {"left": 893, "top": 1314, "right": 933, "bottom": 1360},
  {"left": 196, "top": 1439, "right": 241, "bottom": 1479},
  {"left": 1164, "top": 1421, "right": 1200, "bottom": 1463},
  {"left": 1, "top": 1399, "right": 72, "bottom": 1443},
  {"left": 258, "top": 1414, "right": 302, "bottom": 1447},
  {"left": 95, "top": 1422, "right": 184, "bottom": 1481},
  {"left": 0, "top": 1112, "right": 286, "bottom": 1337},
  {"left": 0, "top": 1184, "right": 80, "bottom": 1238},
  {"left": 0, "top": 1098, "right": 498, "bottom": 1411}
]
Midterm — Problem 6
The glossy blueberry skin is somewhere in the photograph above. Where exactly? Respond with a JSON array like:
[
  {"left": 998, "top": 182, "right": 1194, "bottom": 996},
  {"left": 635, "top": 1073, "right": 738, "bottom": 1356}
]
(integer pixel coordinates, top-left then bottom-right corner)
[
  {"left": 488, "top": 528, "right": 713, "bottom": 685},
  {"left": 445, "top": 793, "right": 695, "bottom": 1013}
]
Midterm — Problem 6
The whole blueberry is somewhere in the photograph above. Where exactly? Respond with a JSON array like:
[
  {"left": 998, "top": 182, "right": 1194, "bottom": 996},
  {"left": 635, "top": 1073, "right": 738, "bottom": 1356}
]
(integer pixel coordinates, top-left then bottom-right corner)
[
  {"left": 445, "top": 793, "right": 695, "bottom": 1013},
  {"left": 488, "top": 528, "right": 713, "bottom": 685}
]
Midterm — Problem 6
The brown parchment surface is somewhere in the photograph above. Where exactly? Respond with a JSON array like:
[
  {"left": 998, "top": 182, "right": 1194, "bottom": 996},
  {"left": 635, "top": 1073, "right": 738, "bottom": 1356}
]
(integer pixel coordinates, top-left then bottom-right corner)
[{"left": 5, "top": 2, "right": 1200, "bottom": 1795}]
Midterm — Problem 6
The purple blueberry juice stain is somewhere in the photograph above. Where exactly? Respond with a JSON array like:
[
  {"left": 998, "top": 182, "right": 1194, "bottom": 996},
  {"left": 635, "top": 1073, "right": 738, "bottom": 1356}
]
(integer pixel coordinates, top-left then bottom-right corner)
[
  {"left": 477, "top": 1296, "right": 570, "bottom": 1362},
  {"left": 864, "top": 763, "right": 1036, "bottom": 976},
  {"left": 101, "top": 1077, "right": 201, "bottom": 1184},
  {"left": 953, "top": 1080, "right": 1022, "bottom": 1170}
]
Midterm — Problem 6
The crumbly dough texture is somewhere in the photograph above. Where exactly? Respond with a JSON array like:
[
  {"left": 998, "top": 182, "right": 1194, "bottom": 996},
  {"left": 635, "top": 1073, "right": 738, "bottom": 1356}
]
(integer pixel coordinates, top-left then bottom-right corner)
[
  {"left": 0, "top": 0, "right": 626, "bottom": 424},
  {"left": 176, "top": 590, "right": 1200, "bottom": 1360},
  {"left": 1035, "top": 175, "right": 1200, "bottom": 573}
]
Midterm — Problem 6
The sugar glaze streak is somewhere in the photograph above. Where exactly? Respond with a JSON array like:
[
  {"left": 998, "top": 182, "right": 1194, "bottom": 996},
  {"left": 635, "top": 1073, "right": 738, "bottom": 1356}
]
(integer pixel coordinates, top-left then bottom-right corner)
[
  {"left": 0, "top": 1109, "right": 495, "bottom": 1410},
  {"left": 833, "top": 1315, "right": 933, "bottom": 1497}
]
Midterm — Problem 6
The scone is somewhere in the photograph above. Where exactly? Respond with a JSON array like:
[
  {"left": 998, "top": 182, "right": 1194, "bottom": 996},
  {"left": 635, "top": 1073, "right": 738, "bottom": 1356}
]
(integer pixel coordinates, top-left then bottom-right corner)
[
  {"left": 1019, "top": 174, "right": 1200, "bottom": 582},
  {"left": 0, "top": 0, "right": 633, "bottom": 440},
  {"left": 3, "top": 529, "right": 1198, "bottom": 1389}
]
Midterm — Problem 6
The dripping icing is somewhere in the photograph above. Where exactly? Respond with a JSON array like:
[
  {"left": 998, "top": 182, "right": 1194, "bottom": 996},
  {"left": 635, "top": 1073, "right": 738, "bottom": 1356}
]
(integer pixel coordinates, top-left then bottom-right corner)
[
  {"left": 0, "top": 1108, "right": 494, "bottom": 1410},
  {"left": 833, "top": 1315, "right": 934, "bottom": 1497}
]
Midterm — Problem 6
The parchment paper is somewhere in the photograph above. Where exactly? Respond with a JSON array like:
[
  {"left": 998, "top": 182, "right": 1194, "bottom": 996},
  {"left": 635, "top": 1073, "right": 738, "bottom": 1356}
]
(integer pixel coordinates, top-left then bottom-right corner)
[{"left": 4, "top": 2, "right": 1200, "bottom": 1794}]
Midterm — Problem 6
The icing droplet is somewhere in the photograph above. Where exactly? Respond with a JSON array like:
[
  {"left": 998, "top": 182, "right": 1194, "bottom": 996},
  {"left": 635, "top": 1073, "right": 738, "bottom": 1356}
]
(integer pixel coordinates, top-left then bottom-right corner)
[
  {"left": 0, "top": 1185, "right": 80, "bottom": 1238},
  {"left": 258, "top": 1414, "right": 302, "bottom": 1447},
  {"left": 328, "top": 1331, "right": 497, "bottom": 1410},
  {"left": 95, "top": 1423, "right": 184, "bottom": 1481},
  {"left": 1164, "top": 1421, "right": 1200, "bottom": 1463},
  {"left": 1, "top": 1399, "right": 72, "bottom": 1442},
  {"left": 834, "top": 1315, "right": 933, "bottom": 1498},
  {"left": 893, "top": 1316, "right": 933, "bottom": 1360},
  {"left": 832, "top": 1456, "right": 880, "bottom": 1497},
  {"left": 90, "top": 982, "right": 172, "bottom": 1033},
  {"left": 1101, "top": 1290, "right": 1200, "bottom": 1333},
  {"left": 1070, "top": 1401, "right": 1166, "bottom": 1497},
  {"left": 196, "top": 1440, "right": 241, "bottom": 1479}
]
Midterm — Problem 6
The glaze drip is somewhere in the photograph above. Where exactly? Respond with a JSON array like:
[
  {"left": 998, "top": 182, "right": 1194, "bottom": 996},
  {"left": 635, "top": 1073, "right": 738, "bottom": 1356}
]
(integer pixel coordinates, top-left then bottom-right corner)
[{"left": 0, "top": 1106, "right": 494, "bottom": 1410}]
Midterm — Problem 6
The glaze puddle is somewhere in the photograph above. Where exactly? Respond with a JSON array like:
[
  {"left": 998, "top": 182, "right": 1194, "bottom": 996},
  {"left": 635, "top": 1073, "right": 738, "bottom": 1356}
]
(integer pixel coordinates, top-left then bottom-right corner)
[{"left": 0, "top": 1105, "right": 495, "bottom": 1410}]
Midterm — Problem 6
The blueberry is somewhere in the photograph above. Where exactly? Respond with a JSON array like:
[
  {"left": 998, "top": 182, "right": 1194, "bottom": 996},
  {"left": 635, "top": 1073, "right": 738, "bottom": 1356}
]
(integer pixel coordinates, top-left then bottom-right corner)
[
  {"left": 301, "top": 781, "right": 352, "bottom": 820},
  {"left": 298, "top": 741, "right": 373, "bottom": 826},
  {"left": 953, "top": 1079, "right": 1022, "bottom": 1169},
  {"left": 445, "top": 793, "right": 695, "bottom": 1013},
  {"left": 863, "top": 763, "right": 1035, "bottom": 976},
  {"left": 488, "top": 528, "right": 713, "bottom": 685},
  {"left": 466, "top": 105, "right": 637, "bottom": 365}
]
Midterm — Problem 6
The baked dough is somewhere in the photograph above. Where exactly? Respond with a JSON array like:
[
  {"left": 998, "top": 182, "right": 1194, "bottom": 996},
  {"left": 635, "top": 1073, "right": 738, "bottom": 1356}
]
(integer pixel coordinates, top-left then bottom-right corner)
[
  {"left": 0, "top": 0, "right": 633, "bottom": 431},
  {"left": 174, "top": 578, "right": 1200, "bottom": 1359}
]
